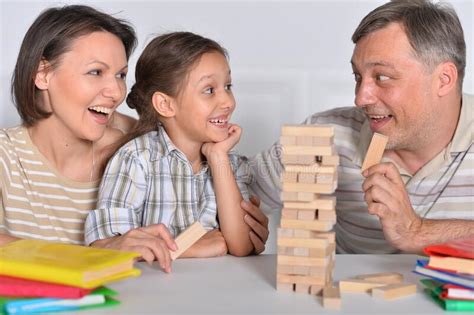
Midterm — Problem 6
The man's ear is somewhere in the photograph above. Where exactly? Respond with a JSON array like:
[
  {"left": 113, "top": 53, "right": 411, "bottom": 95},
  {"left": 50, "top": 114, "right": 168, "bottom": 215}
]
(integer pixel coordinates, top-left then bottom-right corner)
[
  {"left": 436, "top": 61, "right": 458, "bottom": 97},
  {"left": 34, "top": 59, "right": 51, "bottom": 90},
  {"left": 152, "top": 92, "right": 176, "bottom": 118}
]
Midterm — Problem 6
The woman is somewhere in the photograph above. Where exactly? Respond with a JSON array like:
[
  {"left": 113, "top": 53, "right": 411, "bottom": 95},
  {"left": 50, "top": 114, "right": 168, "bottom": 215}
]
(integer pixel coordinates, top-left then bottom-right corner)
[{"left": 0, "top": 5, "right": 269, "bottom": 253}]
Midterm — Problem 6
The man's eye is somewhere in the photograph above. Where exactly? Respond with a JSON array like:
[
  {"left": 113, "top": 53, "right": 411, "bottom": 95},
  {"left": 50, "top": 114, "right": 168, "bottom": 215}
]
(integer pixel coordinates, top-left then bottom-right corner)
[
  {"left": 203, "top": 87, "right": 214, "bottom": 94},
  {"left": 353, "top": 72, "right": 361, "bottom": 83},
  {"left": 377, "top": 74, "right": 390, "bottom": 81}
]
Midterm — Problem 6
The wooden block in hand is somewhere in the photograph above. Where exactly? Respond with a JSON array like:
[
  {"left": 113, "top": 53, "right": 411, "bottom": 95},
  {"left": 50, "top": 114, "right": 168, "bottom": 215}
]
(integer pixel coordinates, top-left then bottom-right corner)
[
  {"left": 361, "top": 133, "right": 388, "bottom": 171},
  {"left": 372, "top": 283, "right": 416, "bottom": 300},
  {"left": 170, "top": 221, "right": 207, "bottom": 260}
]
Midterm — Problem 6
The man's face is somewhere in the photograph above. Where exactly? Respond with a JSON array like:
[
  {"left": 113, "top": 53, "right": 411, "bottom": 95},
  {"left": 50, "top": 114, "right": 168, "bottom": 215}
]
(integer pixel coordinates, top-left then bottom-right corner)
[{"left": 351, "top": 22, "right": 439, "bottom": 151}]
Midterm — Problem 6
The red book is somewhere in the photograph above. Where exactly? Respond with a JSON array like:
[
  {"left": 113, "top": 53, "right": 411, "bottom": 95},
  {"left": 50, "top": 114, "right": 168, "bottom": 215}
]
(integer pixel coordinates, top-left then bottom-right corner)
[
  {"left": 0, "top": 275, "right": 93, "bottom": 298},
  {"left": 424, "top": 237, "right": 474, "bottom": 259}
]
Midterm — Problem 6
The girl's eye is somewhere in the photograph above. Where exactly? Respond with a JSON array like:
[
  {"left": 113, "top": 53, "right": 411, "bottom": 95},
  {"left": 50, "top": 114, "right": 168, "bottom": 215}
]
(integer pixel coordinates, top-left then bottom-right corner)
[
  {"left": 225, "top": 83, "right": 233, "bottom": 91},
  {"left": 203, "top": 87, "right": 215, "bottom": 94},
  {"left": 87, "top": 69, "right": 102, "bottom": 76}
]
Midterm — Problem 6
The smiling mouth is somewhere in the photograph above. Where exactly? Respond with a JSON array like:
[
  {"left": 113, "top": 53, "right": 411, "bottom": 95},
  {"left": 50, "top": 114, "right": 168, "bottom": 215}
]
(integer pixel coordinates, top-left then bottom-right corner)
[
  {"left": 88, "top": 106, "right": 113, "bottom": 116},
  {"left": 369, "top": 114, "right": 393, "bottom": 122},
  {"left": 208, "top": 118, "right": 227, "bottom": 126}
]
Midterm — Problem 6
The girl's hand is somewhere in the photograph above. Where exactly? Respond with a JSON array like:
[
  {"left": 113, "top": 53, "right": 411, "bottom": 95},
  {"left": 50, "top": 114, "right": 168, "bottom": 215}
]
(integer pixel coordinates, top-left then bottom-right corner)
[
  {"left": 90, "top": 224, "right": 177, "bottom": 273},
  {"left": 202, "top": 124, "right": 242, "bottom": 160}
]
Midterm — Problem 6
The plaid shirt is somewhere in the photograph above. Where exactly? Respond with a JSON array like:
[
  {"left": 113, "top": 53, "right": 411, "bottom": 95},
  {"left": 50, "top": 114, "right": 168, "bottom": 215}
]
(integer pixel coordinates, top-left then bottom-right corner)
[{"left": 84, "top": 125, "right": 253, "bottom": 245}]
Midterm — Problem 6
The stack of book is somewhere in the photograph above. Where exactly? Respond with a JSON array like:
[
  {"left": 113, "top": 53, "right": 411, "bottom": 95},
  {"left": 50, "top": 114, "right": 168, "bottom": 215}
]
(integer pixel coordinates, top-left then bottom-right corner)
[
  {"left": 276, "top": 125, "right": 339, "bottom": 295},
  {"left": 0, "top": 239, "right": 141, "bottom": 314},
  {"left": 413, "top": 237, "right": 474, "bottom": 311}
]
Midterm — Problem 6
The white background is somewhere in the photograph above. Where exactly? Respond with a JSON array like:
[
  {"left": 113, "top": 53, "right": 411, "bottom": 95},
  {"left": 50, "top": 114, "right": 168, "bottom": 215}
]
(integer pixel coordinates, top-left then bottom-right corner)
[{"left": 1, "top": 0, "right": 472, "bottom": 253}]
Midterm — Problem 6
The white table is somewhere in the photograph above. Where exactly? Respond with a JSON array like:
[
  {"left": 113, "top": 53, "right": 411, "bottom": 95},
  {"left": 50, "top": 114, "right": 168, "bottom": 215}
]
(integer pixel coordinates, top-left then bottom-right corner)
[{"left": 75, "top": 254, "right": 442, "bottom": 314}]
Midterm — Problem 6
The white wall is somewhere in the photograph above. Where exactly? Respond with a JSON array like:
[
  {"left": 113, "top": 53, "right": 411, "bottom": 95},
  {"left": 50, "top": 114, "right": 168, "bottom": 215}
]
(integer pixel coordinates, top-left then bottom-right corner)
[{"left": 1, "top": 0, "right": 473, "bottom": 253}]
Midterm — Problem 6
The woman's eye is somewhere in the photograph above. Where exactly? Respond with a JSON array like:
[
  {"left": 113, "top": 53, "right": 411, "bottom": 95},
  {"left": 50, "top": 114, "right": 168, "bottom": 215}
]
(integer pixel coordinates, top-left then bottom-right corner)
[
  {"left": 203, "top": 87, "right": 214, "bottom": 94},
  {"left": 117, "top": 72, "right": 127, "bottom": 80},
  {"left": 88, "top": 69, "right": 101, "bottom": 76}
]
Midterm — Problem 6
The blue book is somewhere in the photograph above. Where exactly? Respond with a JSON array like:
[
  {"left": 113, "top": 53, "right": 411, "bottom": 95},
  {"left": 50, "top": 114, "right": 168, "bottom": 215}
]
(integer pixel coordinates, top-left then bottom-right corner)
[{"left": 414, "top": 259, "right": 474, "bottom": 290}]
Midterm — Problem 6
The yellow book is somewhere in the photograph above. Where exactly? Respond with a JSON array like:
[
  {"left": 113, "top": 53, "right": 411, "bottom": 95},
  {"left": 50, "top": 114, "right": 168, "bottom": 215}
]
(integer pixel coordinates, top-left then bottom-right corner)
[{"left": 0, "top": 240, "right": 141, "bottom": 289}]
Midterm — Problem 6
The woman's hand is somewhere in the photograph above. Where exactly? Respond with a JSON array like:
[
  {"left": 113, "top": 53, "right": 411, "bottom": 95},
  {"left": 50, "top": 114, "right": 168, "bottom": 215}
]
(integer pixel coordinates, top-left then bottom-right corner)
[{"left": 91, "top": 224, "right": 177, "bottom": 273}]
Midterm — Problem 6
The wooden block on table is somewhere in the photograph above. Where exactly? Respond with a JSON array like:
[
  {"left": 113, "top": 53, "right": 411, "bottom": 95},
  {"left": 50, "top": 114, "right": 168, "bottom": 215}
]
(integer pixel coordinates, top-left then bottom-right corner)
[
  {"left": 339, "top": 279, "right": 388, "bottom": 293},
  {"left": 281, "top": 208, "right": 298, "bottom": 219},
  {"left": 280, "top": 219, "right": 334, "bottom": 232},
  {"left": 372, "top": 283, "right": 416, "bottom": 300},
  {"left": 322, "top": 286, "right": 341, "bottom": 310},
  {"left": 276, "top": 282, "right": 295, "bottom": 292},
  {"left": 278, "top": 255, "right": 330, "bottom": 267},
  {"left": 297, "top": 209, "right": 316, "bottom": 220},
  {"left": 361, "top": 133, "right": 388, "bottom": 171},
  {"left": 281, "top": 125, "right": 334, "bottom": 137},
  {"left": 170, "top": 221, "right": 207, "bottom": 260},
  {"left": 280, "top": 135, "right": 296, "bottom": 146},
  {"left": 297, "top": 172, "right": 316, "bottom": 184},
  {"left": 310, "top": 285, "right": 324, "bottom": 296},
  {"left": 295, "top": 283, "right": 311, "bottom": 294},
  {"left": 277, "top": 237, "right": 329, "bottom": 249},
  {"left": 277, "top": 274, "right": 326, "bottom": 286},
  {"left": 354, "top": 272, "right": 404, "bottom": 284},
  {"left": 282, "top": 182, "right": 336, "bottom": 194}
]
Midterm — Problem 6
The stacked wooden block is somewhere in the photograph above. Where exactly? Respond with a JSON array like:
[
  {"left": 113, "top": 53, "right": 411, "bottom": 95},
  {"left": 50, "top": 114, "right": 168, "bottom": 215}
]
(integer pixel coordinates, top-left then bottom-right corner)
[{"left": 276, "top": 125, "right": 339, "bottom": 295}]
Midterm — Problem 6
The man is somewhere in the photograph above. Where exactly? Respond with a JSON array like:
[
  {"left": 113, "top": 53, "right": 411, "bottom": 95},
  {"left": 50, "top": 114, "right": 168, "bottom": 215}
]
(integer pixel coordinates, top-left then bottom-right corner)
[{"left": 250, "top": 0, "right": 473, "bottom": 254}]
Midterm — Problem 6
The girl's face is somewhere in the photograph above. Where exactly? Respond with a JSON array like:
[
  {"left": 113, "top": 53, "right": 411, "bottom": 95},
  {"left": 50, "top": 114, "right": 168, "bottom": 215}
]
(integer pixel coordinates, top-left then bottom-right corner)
[
  {"left": 172, "top": 51, "right": 235, "bottom": 145},
  {"left": 37, "top": 31, "right": 128, "bottom": 142}
]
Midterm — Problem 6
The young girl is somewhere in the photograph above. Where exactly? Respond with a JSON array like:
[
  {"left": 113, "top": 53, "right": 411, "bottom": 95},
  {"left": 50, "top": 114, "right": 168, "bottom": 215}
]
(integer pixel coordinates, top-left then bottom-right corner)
[{"left": 85, "top": 32, "right": 255, "bottom": 270}]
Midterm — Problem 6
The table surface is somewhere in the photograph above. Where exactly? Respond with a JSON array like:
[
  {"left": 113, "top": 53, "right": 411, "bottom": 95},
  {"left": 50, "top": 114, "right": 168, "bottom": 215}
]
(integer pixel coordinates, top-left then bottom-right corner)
[{"left": 72, "top": 254, "right": 444, "bottom": 315}]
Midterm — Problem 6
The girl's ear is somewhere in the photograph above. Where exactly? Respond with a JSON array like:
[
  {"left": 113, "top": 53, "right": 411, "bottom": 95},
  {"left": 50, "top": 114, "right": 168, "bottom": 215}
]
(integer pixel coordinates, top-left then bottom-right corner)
[
  {"left": 34, "top": 59, "right": 51, "bottom": 90},
  {"left": 152, "top": 92, "right": 176, "bottom": 118}
]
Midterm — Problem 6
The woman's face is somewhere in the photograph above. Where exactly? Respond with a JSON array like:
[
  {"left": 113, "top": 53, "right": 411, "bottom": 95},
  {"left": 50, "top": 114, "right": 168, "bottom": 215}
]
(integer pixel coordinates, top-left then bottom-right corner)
[{"left": 36, "top": 31, "right": 128, "bottom": 142}]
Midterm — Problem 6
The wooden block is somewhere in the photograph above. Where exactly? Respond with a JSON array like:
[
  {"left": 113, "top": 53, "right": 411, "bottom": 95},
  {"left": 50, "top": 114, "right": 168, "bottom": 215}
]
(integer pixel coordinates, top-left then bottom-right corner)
[
  {"left": 298, "top": 172, "right": 316, "bottom": 184},
  {"left": 280, "top": 219, "right": 334, "bottom": 232},
  {"left": 277, "top": 228, "right": 294, "bottom": 238},
  {"left": 283, "top": 145, "right": 334, "bottom": 156},
  {"left": 354, "top": 272, "right": 404, "bottom": 284},
  {"left": 295, "top": 283, "right": 311, "bottom": 294},
  {"left": 281, "top": 155, "right": 299, "bottom": 164},
  {"left": 314, "top": 231, "right": 336, "bottom": 243},
  {"left": 170, "top": 221, "right": 207, "bottom": 260},
  {"left": 321, "top": 155, "right": 339, "bottom": 166},
  {"left": 361, "top": 133, "right": 388, "bottom": 171},
  {"left": 277, "top": 264, "right": 310, "bottom": 275},
  {"left": 316, "top": 173, "right": 335, "bottom": 184},
  {"left": 297, "top": 209, "right": 316, "bottom": 220},
  {"left": 339, "top": 279, "right": 388, "bottom": 293},
  {"left": 296, "top": 155, "right": 316, "bottom": 165},
  {"left": 309, "top": 243, "right": 336, "bottom": 258},
  {"left": 293, "top": 229, "right": 313, "bottom": 238},
  {"left": 280, "top": 135, "right": 296, "bottom": 146},
  {"left": 293, "top": 247, "right": 310, "bottom": 257},
  {"left": 282, "top": 182, "right": 336, "bottom": 194},
  {"left": 317, "top": 209, "right": 337, "bottom": 221},
  {"left": 281, "top": 208, "right": 298, "bottom": 219},
  {"left": 277, "top": 246, "right": 294, "bottom": 255},
  {"left": 285, "top": 164, "right": 336, "bottom": 174},
  {"left": 297, "top": 192, "right": 316, "bottom": 201},
  {"left": 372, "top": 283, "right": 416, "bottom": 300},
  {"left": 277, "top": 237, "right": 329, "bottom": 249},
  {"left": 296, "top": 136, "right": 314, "bottom": 146},
  {"left": 276, "top": 282, "right": 295, "bottom": 292},
  {"left": 277, "top": 274, "right": 326, "bottom": 286},
  {"left": 281, "top": 171, "right": 298, "bottom": 183},
  {"left": 280, "top": 191, "right": 298, "bottom": 201},
  {"left": 313, "top": 136, "right": 333, "bottom": 146},
  {"left": 322, "top": 286, "right": 341, "bottom": 310},
  {"left": 281, "top": 125, "right": 334, "bottom": 137},
  {"left": 277, "top": 255, "right": 330, "bottom": 267},
  {"left": 284, "top": 197, "right": 335, "bottom": 210}
]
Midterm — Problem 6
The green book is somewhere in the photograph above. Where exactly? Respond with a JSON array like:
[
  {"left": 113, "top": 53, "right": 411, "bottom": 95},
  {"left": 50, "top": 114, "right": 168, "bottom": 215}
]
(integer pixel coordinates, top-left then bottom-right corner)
[{"left": 421, "top": 279, "right": 474, "bottom": 311}]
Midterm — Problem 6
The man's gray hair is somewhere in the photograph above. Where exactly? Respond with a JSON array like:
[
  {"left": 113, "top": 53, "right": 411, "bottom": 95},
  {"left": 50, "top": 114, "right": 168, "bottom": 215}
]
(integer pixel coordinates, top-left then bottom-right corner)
[{"left": 352, "top": 0, "right": 466, "bottom": 90}]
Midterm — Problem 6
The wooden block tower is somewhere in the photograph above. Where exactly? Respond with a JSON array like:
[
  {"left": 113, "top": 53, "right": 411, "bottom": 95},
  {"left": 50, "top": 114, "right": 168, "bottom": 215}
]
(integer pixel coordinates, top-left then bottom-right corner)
[{"left": 276, "top": 124, "right": 339, "bottom": 295}]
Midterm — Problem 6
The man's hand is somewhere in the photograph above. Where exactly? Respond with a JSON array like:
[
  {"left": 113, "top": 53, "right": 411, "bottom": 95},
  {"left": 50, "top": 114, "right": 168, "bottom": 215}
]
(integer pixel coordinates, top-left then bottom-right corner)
[
  {"left": 91, "top": 224, "right": 177, "bottom": 273},
  {"left": 241, "top": 196, "right": 270, "bottom": 254},
  {"left": 180, "top": 229, "right": 228, "bottom": 258},
  {"left": 362, "top": 162, "right": 422, "bottom": 252}
]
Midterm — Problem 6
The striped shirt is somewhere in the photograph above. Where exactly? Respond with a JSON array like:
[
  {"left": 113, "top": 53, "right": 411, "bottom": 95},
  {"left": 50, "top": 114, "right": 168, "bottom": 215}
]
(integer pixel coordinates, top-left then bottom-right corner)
[
  {"left": 0, "top": 126, "right": 99, "bottom": 244},
  {"left": 84, "top": 125, "right": 252, "bottom": 245},
  {"left": 250, "top": 94, "right": 473, "bottom": 254}
]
